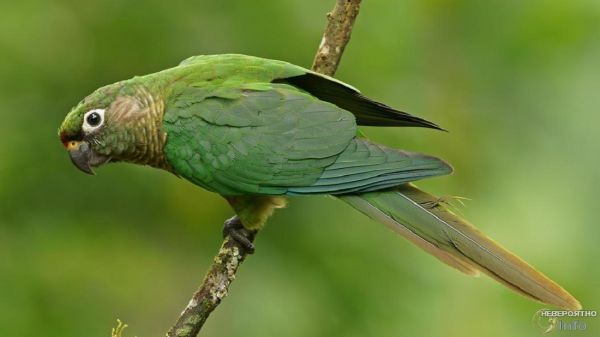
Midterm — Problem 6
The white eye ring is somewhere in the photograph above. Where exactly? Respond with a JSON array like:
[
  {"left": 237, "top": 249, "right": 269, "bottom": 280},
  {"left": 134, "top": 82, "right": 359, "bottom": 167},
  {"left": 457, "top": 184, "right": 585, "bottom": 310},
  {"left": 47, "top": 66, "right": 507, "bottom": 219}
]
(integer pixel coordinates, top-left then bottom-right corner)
[{"left": 82, "top": 109, "right": 105, "bottom": 133}]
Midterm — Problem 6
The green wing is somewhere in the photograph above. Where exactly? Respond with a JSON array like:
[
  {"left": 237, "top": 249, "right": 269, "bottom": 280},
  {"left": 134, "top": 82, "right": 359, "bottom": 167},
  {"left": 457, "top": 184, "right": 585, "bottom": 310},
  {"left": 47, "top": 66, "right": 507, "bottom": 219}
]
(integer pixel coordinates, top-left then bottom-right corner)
[
  {"left": 163, "top": 83, "right": 355, "bottom": 195},
  {"left": 163, "top": 82, "right": 451, "bottom": 196}
]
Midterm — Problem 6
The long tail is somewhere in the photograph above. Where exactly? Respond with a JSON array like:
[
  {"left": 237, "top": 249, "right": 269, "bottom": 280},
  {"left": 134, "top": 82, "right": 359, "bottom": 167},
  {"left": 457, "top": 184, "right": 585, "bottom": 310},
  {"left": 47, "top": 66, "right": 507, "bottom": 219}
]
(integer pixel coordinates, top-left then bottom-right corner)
[{"left": 339, "top": 183, "right": 581, "bottom": 310}]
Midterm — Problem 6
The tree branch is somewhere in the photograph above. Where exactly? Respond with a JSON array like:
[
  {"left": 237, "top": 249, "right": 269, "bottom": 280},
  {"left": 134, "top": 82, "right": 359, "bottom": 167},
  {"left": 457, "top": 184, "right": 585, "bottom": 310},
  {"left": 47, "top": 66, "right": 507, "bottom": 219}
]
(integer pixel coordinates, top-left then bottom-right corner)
[
  {"left": 166, "top": 2, "right": 362, "bottom": 336},
  {"left": 312, "top": 0, "right": 362, "bottom": 76}
]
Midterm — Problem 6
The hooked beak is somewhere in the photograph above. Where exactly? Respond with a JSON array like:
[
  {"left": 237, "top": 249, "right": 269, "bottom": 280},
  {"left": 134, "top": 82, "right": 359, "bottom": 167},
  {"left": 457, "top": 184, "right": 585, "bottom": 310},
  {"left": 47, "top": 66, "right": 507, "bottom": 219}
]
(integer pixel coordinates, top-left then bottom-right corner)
[{"left": 65, "top": 141, "right": 109, "bottom": 175}]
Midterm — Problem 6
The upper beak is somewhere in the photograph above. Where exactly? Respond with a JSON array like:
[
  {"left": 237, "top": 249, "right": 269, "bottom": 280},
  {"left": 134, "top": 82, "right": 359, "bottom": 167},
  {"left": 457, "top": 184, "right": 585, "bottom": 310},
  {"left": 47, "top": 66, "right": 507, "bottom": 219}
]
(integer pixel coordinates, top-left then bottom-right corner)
[
  {"left": 65, "top": 140, "right": 110, "bottom": 175},
  {"left": 67, "top": 141, "right": 96, "bottom": 175}
]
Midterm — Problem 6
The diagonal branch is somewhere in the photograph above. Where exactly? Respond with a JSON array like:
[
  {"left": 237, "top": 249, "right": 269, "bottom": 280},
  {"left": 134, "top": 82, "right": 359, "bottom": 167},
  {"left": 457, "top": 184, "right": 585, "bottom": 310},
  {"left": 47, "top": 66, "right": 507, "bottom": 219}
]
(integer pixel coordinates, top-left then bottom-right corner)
[
  {"left": 165, "top": 235, "right": 249, "bottom": 337},
  {"left": 166, "top": 1, "right": 362, "bottom": 336},
  {"left": 312, "top": 0, "right": 362, "bottom": 76}
]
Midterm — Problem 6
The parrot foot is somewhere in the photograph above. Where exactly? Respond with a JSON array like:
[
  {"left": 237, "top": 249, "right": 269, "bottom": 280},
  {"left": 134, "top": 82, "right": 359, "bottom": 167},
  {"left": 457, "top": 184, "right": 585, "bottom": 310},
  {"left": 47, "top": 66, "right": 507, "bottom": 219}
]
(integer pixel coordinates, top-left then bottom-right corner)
[{"left": 223, "top": 216, "right": 256, "bottom": 254}]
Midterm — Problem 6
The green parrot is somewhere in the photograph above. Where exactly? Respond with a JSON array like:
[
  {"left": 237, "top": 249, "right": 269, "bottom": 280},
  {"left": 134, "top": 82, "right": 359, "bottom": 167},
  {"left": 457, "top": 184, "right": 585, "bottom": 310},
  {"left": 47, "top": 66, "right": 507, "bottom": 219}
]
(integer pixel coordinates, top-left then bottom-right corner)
[{"left": 58, "top": 54, "right": 580, "bottom": 310}]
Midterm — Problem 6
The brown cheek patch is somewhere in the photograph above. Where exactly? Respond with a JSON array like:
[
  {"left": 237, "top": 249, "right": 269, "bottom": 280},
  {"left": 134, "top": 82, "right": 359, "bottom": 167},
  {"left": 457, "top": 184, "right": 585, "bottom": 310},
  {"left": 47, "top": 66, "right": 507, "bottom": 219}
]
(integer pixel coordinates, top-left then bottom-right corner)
[{"left": 110, "top": 96, "right": 143, "bottom": 122}]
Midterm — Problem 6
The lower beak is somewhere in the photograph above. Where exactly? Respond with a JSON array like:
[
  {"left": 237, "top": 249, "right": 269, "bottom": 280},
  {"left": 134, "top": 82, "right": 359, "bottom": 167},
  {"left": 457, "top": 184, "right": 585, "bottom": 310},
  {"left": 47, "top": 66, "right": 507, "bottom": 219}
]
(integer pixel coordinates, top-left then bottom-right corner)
[{"left": 67, "top": 141, "right": 108, "bottom": 175}]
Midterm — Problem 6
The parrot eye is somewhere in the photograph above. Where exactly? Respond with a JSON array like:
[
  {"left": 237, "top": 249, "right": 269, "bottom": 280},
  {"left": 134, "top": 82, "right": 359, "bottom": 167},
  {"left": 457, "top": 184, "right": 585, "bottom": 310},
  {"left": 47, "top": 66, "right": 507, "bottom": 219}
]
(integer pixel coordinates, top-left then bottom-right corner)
[{"left": 82, "top": 109, "right": 105, "bottom": 133}]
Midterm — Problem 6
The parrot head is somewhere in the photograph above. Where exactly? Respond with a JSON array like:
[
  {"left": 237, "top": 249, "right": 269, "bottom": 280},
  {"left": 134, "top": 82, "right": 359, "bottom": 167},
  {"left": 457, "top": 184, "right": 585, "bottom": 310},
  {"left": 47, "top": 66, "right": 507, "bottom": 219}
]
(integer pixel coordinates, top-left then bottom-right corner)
[{"left": 58, "top": 80, "right": 167, "bottom": 174}]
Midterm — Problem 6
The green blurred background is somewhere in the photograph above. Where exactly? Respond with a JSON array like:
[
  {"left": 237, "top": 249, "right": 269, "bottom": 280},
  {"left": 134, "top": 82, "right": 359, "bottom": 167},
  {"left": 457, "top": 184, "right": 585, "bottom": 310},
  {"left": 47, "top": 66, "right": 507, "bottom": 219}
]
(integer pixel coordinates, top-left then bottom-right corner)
[{"left": 1, "top": 0, "right": 599, "bottom": 336}]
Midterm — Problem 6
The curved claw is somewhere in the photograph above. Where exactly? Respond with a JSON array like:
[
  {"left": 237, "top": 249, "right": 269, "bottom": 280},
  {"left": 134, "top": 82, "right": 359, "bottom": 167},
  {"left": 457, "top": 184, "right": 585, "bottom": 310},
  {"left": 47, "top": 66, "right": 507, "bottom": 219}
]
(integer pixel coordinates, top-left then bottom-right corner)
[{"left": 223, "top": 216, "right": 256, "bottom": 254}]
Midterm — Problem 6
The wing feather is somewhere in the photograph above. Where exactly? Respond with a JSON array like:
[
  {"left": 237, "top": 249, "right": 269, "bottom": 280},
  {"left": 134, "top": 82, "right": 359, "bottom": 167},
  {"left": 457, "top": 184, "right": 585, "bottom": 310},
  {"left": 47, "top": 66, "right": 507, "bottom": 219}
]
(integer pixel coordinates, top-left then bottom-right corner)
[{"left": 164, "top": 83, "right": 451, "bottom": 196}]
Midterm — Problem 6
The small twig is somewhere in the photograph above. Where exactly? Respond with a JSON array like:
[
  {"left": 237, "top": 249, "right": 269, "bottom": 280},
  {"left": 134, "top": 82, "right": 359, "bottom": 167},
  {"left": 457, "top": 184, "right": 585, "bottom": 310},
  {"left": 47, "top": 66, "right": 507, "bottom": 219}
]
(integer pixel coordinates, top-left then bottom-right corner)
[{"left": 166, "top": 1, "right": 362, "bottom": 336}]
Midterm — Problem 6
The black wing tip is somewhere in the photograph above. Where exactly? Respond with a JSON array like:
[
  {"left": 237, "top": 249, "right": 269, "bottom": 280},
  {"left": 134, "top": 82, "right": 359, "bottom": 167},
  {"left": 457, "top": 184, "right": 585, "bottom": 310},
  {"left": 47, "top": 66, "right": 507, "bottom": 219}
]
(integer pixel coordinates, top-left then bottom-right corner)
[
  {"left": 369, "top": 115, "right": 448, "bottom": 132},
  {"left": 353, "top": 92, "right": 447, "bottom": 131},
  {"left": 403, "top": 113, "right": 447, "bottom": 132},
  {"left": 415, "top": 114, "right": 448, "bottom": 132},
  {"left": 275, "top": 73, "right": 450, "bottom": 132},
  {"left": 419, "top": 119, "right": 447, "bottom": 132}
]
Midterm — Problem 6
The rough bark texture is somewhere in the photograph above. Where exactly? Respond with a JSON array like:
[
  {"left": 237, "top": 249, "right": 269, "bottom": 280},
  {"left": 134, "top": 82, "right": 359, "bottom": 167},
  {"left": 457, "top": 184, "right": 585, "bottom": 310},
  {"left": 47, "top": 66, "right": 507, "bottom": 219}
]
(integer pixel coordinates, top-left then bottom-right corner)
[
  {"left": 166, "top": 235, "right": 249, "bottom": 337},
  {"left": 166, "top": 1, "right": 362, "bottom": 336},
  {"left": 312, "top": 0, "right": 362, "bottom": 76}
]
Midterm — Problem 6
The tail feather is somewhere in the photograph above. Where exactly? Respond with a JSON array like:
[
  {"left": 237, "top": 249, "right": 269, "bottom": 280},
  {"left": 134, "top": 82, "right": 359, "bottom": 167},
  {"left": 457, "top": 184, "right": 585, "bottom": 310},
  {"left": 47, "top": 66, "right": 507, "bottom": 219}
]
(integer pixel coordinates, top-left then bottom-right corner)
[{"left": 339, "top": 184, "right": 581, "bottom": 310}]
